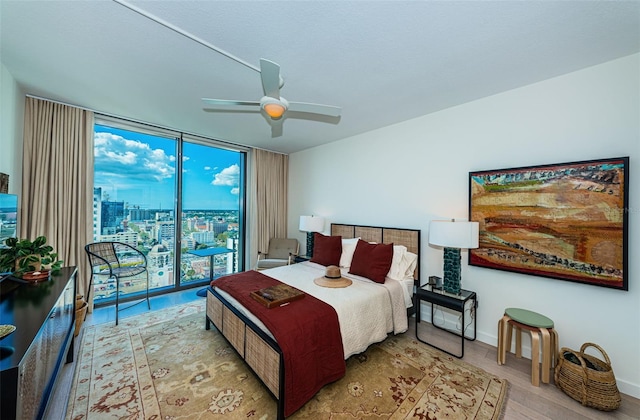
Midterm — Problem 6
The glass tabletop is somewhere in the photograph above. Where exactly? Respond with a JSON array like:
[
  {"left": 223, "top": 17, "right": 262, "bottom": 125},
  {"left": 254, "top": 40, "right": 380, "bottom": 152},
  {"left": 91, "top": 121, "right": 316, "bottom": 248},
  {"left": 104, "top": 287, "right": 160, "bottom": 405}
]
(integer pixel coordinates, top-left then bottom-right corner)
[
  {"left": 420, "top": 285, "right": 474, "bottom": 300},
  {"left": 187, "top": 247, "right": 235, "bottom": 257}
]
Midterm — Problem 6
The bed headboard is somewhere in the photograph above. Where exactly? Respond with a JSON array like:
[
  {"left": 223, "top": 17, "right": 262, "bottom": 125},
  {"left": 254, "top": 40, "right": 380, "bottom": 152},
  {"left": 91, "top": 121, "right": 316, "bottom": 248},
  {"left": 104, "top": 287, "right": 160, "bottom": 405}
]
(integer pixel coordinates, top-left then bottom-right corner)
[{"left": 330, "top": 223, "right": 420, "bottom": 283}]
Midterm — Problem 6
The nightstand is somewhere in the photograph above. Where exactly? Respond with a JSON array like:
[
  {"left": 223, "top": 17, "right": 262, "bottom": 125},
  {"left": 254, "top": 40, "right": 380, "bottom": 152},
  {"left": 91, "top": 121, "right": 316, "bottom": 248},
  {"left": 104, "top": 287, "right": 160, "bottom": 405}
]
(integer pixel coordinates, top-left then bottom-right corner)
[{"left": 415, "top": 285, "right": 477, "bottom": 358}]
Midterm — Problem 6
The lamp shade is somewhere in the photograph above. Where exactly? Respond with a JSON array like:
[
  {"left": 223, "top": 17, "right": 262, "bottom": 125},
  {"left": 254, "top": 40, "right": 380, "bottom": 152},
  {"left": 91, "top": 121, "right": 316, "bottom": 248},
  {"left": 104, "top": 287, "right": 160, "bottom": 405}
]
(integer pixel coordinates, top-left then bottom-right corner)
[
  {"left": 299, "top": 215, "right": 325, "bottom": 233},
  {"left": 428, "top": 220, "right": 479, "bottom": 249},
  {"left": 263, "top": 102, "right": 286, "bottom": 118}
]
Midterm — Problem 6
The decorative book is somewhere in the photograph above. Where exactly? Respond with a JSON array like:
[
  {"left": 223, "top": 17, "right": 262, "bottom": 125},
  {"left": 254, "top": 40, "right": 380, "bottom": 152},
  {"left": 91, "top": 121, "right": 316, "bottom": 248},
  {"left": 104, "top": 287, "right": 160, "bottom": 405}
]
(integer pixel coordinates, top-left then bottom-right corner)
[{"left": 250, "top": 283, "right": 305, "bottom": 309}]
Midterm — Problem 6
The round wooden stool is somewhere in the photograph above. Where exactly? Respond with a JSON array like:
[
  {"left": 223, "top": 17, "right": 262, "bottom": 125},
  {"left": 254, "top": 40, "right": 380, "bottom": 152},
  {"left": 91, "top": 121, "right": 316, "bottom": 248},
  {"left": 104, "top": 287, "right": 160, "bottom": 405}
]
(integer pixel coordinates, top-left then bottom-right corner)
[{"left": 497, "top": 308, "right": 558, "bottom": 386}]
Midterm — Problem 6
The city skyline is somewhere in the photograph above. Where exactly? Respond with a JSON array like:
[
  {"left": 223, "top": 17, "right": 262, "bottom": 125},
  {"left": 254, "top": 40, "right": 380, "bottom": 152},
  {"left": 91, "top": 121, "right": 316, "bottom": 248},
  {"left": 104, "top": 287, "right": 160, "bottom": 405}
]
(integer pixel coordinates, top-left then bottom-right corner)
[{"left": 94, "top": 125, "right": 242, "bottom": 210}]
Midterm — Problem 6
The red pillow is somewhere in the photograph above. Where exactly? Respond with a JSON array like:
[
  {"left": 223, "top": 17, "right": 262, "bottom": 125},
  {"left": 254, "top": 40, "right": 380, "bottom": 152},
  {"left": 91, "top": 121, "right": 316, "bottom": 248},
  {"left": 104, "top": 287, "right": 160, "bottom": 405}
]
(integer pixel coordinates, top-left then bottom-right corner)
[
  {"left": 349, "top": 240, "right": 394, "bottom": 284},
  {"left": 310, "top": 233, "right": 342, "bottom": 266}
]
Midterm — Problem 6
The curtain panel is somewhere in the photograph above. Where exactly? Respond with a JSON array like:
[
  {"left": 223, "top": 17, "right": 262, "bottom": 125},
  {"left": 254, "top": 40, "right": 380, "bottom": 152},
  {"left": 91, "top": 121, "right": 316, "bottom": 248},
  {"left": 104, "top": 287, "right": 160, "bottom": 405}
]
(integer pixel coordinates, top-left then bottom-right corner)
[
  {"left": 22, "top": 97, "right": 95, "bottom": 307},
  {"left": 252, "top": 149, "right": 289, "bottom": 262}
]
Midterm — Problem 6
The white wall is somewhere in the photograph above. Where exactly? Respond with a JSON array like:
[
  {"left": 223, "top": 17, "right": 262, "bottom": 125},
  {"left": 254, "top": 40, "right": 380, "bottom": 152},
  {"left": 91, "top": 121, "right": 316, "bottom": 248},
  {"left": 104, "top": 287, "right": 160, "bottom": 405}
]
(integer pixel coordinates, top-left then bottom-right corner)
[
  {"left": 289, "top": 54, "right": 640, "bottom": 398},
  {"left": 0, "top": 62, "right": 24, "bottom": 195}
]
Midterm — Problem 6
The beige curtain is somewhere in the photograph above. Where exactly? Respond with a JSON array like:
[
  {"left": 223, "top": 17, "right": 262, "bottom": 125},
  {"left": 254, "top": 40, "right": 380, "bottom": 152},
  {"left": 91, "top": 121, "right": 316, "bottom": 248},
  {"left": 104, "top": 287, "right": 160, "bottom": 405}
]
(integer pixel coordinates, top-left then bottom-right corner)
[
  {"left": 22, "top": 97, "right": 95, "bottom": 307},
  {"left": 252, "top": 149, "right": 289, "bottom": 262}
]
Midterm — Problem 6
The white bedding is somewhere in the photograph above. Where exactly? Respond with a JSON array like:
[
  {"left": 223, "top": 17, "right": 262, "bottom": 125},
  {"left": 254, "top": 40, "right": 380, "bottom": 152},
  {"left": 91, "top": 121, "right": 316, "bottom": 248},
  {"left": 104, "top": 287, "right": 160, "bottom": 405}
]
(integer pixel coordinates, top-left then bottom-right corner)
[{"left": 212, "top": 261, "right": 409, "bottom": 359}]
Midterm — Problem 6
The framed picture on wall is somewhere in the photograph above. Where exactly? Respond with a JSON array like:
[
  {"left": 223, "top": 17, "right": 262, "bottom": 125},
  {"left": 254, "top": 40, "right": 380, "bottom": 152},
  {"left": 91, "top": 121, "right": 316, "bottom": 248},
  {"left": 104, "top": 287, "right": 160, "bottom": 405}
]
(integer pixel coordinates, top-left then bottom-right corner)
[
  {"left": 0, "top": 173, "right": 8, "bottom": 193},
  {"left": 468, "top": 157, "right": 629, "bottom": 291}
]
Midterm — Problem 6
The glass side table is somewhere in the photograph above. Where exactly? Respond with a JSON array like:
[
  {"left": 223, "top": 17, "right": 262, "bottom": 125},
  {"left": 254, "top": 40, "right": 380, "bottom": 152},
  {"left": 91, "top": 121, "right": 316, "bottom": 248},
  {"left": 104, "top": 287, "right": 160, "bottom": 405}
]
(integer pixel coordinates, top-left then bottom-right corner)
[{"left": 415, "top": 285, "right": 477, "bottom": 358}]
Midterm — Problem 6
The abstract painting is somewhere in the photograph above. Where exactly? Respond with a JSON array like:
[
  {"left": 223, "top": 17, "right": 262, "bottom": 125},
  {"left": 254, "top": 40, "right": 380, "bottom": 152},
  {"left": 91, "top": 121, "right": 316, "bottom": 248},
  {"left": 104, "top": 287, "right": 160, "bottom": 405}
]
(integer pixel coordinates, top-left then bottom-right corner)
[{"left": 469, "top": 157, "right": 628, "bottom": 290}]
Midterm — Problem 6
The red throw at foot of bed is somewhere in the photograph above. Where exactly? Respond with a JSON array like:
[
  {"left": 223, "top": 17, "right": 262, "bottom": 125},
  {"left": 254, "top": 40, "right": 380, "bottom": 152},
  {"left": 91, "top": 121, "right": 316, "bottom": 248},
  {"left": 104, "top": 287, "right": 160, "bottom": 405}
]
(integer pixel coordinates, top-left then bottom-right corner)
[{"left": 213, "top": 271, "right": 346, "bottom": 416}]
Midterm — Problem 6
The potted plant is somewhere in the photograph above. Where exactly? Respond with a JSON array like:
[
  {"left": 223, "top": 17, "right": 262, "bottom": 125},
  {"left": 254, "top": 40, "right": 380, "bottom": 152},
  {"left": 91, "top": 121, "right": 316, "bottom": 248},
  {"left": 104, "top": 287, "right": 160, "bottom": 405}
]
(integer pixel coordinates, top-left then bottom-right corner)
[{"left": 0, "top": 236, "right": 63, "bottom": 278}]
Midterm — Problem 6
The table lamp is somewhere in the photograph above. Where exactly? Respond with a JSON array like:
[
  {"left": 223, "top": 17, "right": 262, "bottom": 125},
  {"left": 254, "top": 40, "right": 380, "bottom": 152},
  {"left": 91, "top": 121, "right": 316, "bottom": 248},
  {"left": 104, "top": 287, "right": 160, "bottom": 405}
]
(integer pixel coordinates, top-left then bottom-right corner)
[
  {"left": 428, "top": 219, "right": 479, "bottom": 294},
  {"left": 299, "top": 215, "right": 325, "bottom": 257}
]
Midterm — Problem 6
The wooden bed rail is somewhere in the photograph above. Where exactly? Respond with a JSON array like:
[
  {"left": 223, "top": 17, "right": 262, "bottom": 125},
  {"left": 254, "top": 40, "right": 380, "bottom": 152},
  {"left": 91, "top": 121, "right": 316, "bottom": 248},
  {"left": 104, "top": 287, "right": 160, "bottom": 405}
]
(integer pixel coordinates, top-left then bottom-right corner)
[{"left": 206, "top": 287, "right": 286, "bottom": 419}]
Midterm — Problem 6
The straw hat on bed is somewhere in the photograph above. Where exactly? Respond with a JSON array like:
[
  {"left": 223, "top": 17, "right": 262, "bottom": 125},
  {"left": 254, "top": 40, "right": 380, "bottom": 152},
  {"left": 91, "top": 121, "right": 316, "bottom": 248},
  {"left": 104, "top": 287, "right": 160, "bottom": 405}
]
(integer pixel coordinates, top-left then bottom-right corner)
[{"left": 314, "top": 265, "right": 352, "bottom": 288}]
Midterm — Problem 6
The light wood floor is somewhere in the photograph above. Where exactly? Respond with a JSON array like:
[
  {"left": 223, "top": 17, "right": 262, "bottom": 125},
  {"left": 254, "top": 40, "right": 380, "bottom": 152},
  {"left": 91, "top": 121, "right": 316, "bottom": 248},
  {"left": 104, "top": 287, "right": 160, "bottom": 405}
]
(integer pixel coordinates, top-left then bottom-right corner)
[
  {"left": 47, "top": 290, "right": 640, "bottom": 419},
  {"left": 414, "top": 320, "right": 640, "bottom": 419}
]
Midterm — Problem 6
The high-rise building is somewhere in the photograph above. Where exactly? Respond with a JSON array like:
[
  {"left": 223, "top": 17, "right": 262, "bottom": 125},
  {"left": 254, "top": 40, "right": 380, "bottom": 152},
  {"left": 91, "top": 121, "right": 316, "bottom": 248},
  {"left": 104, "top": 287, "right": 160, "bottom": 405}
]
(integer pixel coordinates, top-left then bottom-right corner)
[
  {"left": 155, "top": 221, "right": 175, "bottom": 250},
  {"left": 92, "top": 187, "right": 102, "bottom": 240},
  {"left": 99, "top": 231, "right": 139, "bottom": 247},
  {"left": 101, "top": 200, "right": 125, "bottom": 235},
  {"left": 210, "top": 220, "right": 229, "bottom": 234},
  {"left": 181, "top": 236, "right": 196, "bottom": 250},
  {"left": 191, "top": 231, "right": 216, "bottom": 244},
  {"left": 129, "top": 208, "right": 154, "bottom": 222}
]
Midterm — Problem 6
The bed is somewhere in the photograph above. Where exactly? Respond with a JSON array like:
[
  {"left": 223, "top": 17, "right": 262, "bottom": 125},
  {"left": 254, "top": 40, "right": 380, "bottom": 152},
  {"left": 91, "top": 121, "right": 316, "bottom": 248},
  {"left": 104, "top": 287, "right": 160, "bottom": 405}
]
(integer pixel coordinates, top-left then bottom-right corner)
[{"left": 205, "top": 223, "right": 420, "bottom": 419}]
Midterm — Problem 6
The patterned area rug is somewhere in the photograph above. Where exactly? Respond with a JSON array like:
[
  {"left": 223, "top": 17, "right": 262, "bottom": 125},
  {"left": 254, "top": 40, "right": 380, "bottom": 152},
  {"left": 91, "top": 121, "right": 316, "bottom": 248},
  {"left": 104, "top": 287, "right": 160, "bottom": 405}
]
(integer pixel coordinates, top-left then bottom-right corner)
[{"left": 67, "top": 301, "right": 508, "bottom": 419}]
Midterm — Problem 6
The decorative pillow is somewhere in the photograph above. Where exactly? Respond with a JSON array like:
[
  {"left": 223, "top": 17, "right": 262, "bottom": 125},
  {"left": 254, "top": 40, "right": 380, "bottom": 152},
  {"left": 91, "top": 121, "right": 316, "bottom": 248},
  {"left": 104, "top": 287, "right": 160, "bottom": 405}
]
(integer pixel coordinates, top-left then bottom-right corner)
[
  {"left": 339, "top": 237, "right": 361, "bottom": 268},
  {"left": 310, "top": 233, "right": 342, "bottom": 266},
  {"left": 349, "top": 239, "right": 394, "bottom": 284}
]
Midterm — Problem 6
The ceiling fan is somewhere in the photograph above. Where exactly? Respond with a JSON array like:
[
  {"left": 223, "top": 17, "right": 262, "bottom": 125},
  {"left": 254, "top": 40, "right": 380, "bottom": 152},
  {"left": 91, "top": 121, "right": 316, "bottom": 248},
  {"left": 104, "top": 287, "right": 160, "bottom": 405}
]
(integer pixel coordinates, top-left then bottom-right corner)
[{"left": 202, "top": 59, "right": 341, "bottom": 137}]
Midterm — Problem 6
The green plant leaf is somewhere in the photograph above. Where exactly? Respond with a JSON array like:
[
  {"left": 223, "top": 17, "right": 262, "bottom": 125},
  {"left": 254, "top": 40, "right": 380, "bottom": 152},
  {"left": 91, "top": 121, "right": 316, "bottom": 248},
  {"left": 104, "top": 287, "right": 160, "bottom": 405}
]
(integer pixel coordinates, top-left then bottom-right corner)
[
  {"left": 1, "top": 235, "right": 60, "bottom": 277},
  {"left": 33, "top": 236, "right": 47, "bottom": 248}
]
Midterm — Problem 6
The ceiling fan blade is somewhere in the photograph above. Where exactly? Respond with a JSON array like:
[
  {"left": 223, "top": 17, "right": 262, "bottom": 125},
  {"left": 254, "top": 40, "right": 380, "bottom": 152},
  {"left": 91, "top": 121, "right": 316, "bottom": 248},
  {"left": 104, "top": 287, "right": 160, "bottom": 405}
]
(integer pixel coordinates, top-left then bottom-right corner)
[
  {"left": 203, "top": 60, "right": 339, "bottom": 134},
  {"left": 202, "top": 98, "right": 261, "bottom": 111},
  {"left": 287, "top": 101, "right": 341, "bottom": 117},
  {"left": 260, "top": 58, "right": 281, "bottom": 99},
  {"left": 270, "top": 118, "right": 284, "bottom": 138}
]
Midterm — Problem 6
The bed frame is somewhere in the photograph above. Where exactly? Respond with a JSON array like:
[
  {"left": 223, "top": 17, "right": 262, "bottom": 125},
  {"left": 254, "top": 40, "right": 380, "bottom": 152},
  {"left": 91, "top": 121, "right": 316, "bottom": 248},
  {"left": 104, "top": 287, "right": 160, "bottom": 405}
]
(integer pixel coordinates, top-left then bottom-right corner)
[{"left": 205, "top": 223, "right": 420, "bottom": 419}]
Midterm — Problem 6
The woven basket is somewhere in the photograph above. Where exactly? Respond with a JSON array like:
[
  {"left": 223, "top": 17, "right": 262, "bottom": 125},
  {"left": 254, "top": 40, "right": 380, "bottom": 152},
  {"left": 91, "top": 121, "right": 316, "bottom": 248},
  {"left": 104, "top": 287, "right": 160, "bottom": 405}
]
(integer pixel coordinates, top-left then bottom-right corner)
[
  {"left": 555, "top": 342, "right": 621, "bottom": 411},
  {"left": 75, "top": 295, "right": 88, "bottom": 337}
]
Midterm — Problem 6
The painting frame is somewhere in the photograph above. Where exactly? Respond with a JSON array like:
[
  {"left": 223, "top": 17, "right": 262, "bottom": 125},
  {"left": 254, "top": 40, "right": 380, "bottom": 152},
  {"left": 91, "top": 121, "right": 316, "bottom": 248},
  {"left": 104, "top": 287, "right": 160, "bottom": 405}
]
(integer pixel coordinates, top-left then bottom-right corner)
[{"left": 468, "top": 157, "right": 629, "bottom": 291}]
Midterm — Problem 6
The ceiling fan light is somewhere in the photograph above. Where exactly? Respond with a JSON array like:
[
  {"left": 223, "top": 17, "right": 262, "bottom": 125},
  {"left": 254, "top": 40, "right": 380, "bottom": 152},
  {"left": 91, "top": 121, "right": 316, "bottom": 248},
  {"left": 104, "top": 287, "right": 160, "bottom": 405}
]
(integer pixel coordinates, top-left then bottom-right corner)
[{"left": 263, "top": 102, "right": 286, "bottom": 119}]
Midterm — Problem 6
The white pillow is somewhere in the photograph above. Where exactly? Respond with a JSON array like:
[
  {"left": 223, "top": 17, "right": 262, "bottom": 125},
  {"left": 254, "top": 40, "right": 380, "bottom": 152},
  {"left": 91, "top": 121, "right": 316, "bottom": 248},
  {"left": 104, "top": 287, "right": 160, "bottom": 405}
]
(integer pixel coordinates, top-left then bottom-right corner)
[
  {"left": 339, "top": 237, "right": 360, "bottom": 268},
  {"left": 401, "top": 251, "right": 418, "bottom": 278},
  {"left": 388, "top": 247, "right": 418, "bottom": 281},
  {"left": 387, "top": 245, "right": 407, "bottom": 280}
]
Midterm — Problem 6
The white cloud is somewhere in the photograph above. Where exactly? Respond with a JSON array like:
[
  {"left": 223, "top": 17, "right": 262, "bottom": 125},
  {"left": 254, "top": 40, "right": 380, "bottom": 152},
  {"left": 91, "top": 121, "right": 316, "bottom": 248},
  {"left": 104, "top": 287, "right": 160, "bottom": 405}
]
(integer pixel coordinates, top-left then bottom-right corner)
[
  {"left": 103, "top": 150, "right": 137, "bottom": 165},
  {"left": 94, "top": 131, "right": 175, "bottom": 182},
  {"left": 212, "top": 164, "right": 240, "bottom": 189}
]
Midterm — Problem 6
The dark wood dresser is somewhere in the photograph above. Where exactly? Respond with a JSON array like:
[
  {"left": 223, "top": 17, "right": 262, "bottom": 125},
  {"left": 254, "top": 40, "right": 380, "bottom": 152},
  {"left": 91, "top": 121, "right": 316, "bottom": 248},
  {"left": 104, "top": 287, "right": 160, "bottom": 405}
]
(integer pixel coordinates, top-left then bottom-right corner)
[{"left": 0, "top": 266, "right": 77, "bottom": 420}]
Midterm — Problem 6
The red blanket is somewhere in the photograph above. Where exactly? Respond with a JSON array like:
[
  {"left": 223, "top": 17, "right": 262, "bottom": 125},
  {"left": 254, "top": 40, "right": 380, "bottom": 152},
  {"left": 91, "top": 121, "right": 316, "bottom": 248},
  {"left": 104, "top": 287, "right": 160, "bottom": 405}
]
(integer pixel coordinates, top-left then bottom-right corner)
[{"left": 212, "top": 271, "right": 346, "bottom": 416}]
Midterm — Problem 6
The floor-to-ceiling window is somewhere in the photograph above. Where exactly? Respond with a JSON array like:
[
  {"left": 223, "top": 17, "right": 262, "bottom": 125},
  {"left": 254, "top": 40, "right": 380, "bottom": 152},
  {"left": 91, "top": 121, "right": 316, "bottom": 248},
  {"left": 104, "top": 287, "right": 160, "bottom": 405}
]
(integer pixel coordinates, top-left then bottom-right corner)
[
  {"left": 92, "top": 119, "right": 245, "bottom": 305},
  {"left": 179, "top": 138, "right": 243, "bottom": 285}
]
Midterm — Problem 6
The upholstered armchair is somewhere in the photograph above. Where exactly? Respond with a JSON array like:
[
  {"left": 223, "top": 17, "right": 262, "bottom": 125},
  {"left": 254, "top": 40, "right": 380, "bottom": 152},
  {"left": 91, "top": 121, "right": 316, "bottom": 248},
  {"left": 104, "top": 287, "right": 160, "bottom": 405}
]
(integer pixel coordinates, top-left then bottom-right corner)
[{"left": 256, "top": 238, "right": 299, "bottom": 270}]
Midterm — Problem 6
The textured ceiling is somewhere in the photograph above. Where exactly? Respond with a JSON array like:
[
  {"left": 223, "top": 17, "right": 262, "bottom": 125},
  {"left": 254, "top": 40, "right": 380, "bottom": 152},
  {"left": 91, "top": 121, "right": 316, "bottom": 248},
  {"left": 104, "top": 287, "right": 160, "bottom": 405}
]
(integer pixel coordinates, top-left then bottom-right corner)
[{"left": 1, "top": 1, "right": 638, "bottom": 154}]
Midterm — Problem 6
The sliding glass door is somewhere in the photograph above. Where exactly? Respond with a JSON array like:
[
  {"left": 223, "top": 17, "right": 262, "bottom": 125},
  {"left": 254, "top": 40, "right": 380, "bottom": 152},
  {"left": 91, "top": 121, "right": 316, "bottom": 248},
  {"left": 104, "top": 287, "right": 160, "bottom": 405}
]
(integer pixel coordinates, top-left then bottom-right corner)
[
  {"left": 92, "top": 121, "right": 245, "bottom": 305},
  {"left": 179, "top": 139, "right": 242, "bottom": 286}
]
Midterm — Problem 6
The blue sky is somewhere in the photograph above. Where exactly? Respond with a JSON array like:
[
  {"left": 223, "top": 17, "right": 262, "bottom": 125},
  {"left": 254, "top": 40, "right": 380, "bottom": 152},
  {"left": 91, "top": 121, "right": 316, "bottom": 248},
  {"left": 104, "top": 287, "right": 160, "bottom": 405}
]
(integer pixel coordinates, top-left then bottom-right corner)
[{"left": 94, "top": 125, "right": 241, "bottom": 210}]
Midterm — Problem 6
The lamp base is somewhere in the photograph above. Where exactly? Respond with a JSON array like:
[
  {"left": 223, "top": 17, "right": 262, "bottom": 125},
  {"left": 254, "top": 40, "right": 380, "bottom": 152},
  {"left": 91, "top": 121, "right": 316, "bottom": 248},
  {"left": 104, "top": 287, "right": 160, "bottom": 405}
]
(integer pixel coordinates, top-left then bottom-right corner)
[
  {"left": 306, "top": 232, "right": 315, "bottom": 257},
  {"left": 442, "top": 247, "right": 461, "bottom": 295}
]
